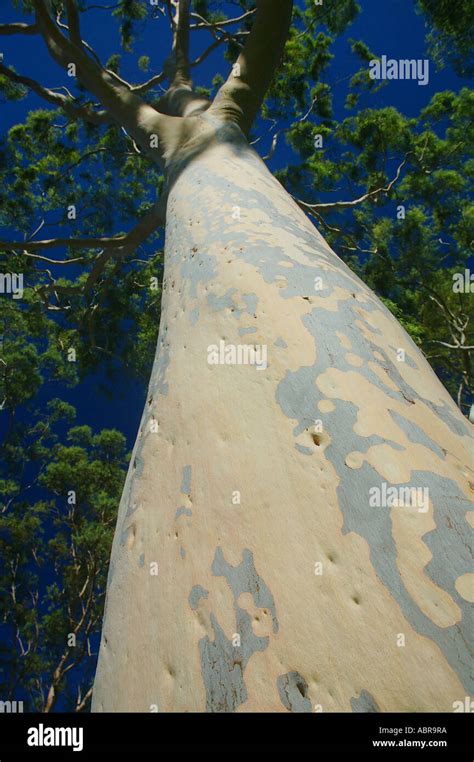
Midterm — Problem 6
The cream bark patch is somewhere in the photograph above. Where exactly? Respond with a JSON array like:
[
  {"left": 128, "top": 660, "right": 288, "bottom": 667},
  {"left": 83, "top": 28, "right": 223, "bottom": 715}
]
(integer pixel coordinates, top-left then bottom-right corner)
[{"left": 454, "top": 574, "right": 474, "bottom": 602}]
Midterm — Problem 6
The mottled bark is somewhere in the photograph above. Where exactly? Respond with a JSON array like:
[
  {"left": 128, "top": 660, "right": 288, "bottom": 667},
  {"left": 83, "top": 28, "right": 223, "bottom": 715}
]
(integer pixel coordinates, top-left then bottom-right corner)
[{"left": 92, "top": 115, "right": 473, "bottom": 712}]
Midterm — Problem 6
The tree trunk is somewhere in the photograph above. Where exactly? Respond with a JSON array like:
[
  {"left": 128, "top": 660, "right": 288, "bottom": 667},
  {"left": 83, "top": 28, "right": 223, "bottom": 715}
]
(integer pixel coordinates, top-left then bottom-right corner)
[{"left": 92, "top": 114, "right": 473, "bottom": 713}]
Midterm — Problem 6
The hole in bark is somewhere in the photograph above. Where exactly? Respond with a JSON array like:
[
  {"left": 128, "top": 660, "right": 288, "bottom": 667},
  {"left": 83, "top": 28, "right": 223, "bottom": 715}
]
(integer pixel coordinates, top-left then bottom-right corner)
[
  {"left": 296, "top": 679, "right": 307, "bottom": 698},
  {"left": 311, "top": 433, "right": 321, "bottom": 446},
  {"left": 352, "top": 595, "right": 360, "bottom": 605}
]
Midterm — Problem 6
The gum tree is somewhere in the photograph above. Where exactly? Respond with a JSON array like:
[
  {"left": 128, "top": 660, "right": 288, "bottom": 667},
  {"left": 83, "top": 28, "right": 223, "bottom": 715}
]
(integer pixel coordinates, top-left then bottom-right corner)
[{"left": 0, "top": 1, "right": 472, "bottom": 712}]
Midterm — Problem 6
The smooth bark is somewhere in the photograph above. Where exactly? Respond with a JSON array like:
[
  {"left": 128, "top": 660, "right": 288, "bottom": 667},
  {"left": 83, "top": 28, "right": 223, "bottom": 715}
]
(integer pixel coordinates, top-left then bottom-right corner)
[{"left": 92, "top": 114, "right": 473, "bottom": 712}]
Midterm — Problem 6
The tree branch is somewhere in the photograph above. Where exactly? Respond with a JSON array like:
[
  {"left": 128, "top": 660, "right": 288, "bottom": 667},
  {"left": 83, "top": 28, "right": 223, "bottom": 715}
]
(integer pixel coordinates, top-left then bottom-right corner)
[
  {"left": 190, "top": 36, "right": 226, "bottom": 68},
  {"left": 1, "top": 198, "right": 164, "bottom": 253},
  {"left": 0, "top": 62, "right": 110, "bottom": 125},
  {"left": 210, "top": 0, "right": 294, "bottom": 134},
  {"left": 0, "top": 23, "right": 38, "bottom": 35},
  {"left": 18, "top": 252, "right": 86, "bottom": 265},
  {"left": 31, "top": 0, "right": 169, "bottom": 157},
  {"left": 296, "top": 156, "right": 410, "bottom": 213},
  {"left": 76, "top": 685, "right": 93, "bottom": 712},
  {"left": 130, "top": 72, "right": 167, "bottom": 94},
  {"left": 190, "top": 10, "right": 256, "bottom": 30},
  {"left": 55, "top": 8, "right": 134, "bottom": 90},
  {"left": 65, "top": 0, "right": 82, "bottom": 46},
  {"left": 172, "top": 0, "right": 191, "bottom": 88}
]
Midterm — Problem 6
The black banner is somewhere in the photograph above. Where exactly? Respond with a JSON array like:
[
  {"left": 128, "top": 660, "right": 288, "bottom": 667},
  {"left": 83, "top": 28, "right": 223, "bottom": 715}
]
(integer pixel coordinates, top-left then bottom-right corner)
[{"left": 0, "top": 712, "right": 471, "bottom": 756}]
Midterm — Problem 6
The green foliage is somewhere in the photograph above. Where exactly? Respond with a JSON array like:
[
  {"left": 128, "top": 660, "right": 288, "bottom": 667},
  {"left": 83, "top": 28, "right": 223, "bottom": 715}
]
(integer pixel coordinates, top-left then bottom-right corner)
[
  {"left": 138, "top": 55, "right": 150, "bottom": 72},
  {"left": 0, "top": 417, "right": 128, "bottom": 711},
  {"left": 113, "top": 0, "right": 148, "bottom": 52},
  {"left": 416, "top": 0, "right": 474, "bottom": 77}
]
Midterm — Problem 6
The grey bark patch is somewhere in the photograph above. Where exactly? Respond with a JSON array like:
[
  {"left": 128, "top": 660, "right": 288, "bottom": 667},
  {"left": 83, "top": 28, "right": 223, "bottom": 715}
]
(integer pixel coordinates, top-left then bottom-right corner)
[
  {"left": 175, "top": 506, "right": 192, "bottom": 519},
  {"left": 190, "top": 306, "right": 200, "bottom": 326},
  {"left": 138, "top": 553, "right": 145, "bottom": 568},
  {"left": 212, "top": 547, "right": 279, "bottom": 633},
  {"left": 199, "top": 614, "right": 248, "bottom": 712},
  {"left": 189, "top": 585, "right": 209, "bottom": 610},
  {"left": 333, "top": 444, "right": 473, "bottom": 692},
  {"left": 274, "top": 337, "right": 288, "bottom": 348},
  {"left": 197, "top": 547, "right": 279, "bottom": 712},
  {"left": 181, "top": 465, "right": 192, "bottom": 495},
  {"left": 238, "top": 326, "right": 257, "bottom": 336},
  {"left": 199, "top": 607, "right": 269, "bottom": 712},
  {"left": 277, "top": 672, "right": 312, "bottom": 712},
  {"left": 295, "top": 443, "right": 313, "bottom": 456},
  {"left": 389, "top": 410, "right": 445, "bottom": 459},
  {"left": 242, "top": 293, "right": 258, "bottom": 316},
  {"left": 351, "top": 689, "right": 380, "bottom": 712},
  {"left": 428, "top": 398, "right": 471, "bottom": 437},
  {"left": 404, "top": 352, "right": 418, "bottom": 368},
  {"left": 180, "top": 546, "right": 186, "bottom": 559},
  {"left": 207, "top": 288, "right": 238, "bottom": 313},
  {"left": 276, "top": 317, "right": 472, "bottom": 695}
]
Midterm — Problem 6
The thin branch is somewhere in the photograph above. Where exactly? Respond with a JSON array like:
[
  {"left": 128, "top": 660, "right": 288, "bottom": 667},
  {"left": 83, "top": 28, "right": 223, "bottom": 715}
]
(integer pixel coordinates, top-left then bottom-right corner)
[
  {"left": 31, "top": 199, "right": 165, "bottom": 311},
  {"left": 0, "top": 62, "right": 110, "bottom": 125},
  {"left": 83, "top": 3, "right": 121, "bottom": 9},
  {"left": 295, "top": 200, "right": 378, "bottom": 255},
  {"left": 1, "top": 235, "right": 128, "bottom": 252},
  {"left": 190, "top": 36, "right": 226, "bottom": 68},
  {"left": 0, "top": 205, "right": 163, "bottom": 252},
  {"left": 190, "top": 10, "right": 256, "bottom": 30},
  {"left": 0, "top": 23, "right": 38, "bottom": 35},
  {"left": 297, "top": 156, "right": 410, "bottom": 214},
  {"left": 130, "top": 72, "right": 167, "bottom": 94},
  {"left": 19, "top": 252, "right": 85, "bottom": 265},
  {"left": 76, "top": 685, "right": 93, "bottom": 712},
  {"left": 56, "top": 9, "right": 134, "bottom": 90}
]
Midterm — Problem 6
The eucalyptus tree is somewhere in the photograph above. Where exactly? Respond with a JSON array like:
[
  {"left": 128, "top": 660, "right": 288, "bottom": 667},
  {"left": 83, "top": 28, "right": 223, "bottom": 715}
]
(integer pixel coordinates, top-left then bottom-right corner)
[{"left": 0, "top": 1, "right": 472, "bottom": 713}]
